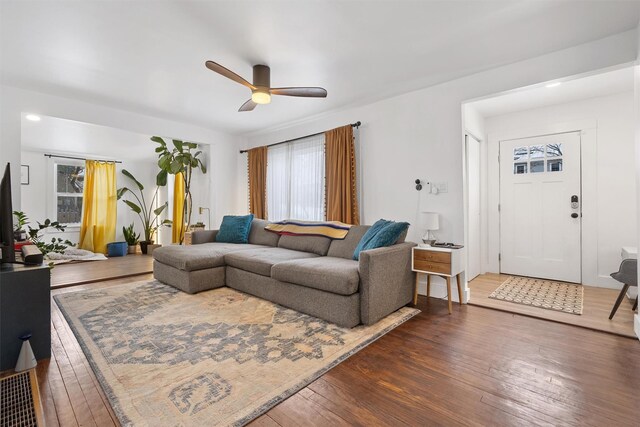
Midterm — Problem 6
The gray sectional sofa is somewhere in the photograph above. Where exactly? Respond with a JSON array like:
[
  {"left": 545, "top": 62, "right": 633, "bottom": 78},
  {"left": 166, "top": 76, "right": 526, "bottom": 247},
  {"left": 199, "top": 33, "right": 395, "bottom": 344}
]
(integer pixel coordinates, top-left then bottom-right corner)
[{"left": 152, "top": 219, "right": 416, "bottom": 327}]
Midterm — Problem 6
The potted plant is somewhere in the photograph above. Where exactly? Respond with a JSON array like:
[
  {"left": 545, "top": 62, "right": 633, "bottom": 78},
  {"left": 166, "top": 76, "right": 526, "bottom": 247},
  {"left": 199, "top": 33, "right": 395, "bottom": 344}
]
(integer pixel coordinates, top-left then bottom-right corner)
[
  {"left": 117, "top": 169, "right": 171, "bottom": 254},
  {"left": 122, "top": 223, "right": 139, "bottom": 254},
  {"left": 13, "top": 210, "right": 28, "bottom": 241},
  {"left": 152, "top": 136, "right": 207, "bottom": 244},
  {"left": 13, "top": 211, "right": 75, "bottom": 256}
]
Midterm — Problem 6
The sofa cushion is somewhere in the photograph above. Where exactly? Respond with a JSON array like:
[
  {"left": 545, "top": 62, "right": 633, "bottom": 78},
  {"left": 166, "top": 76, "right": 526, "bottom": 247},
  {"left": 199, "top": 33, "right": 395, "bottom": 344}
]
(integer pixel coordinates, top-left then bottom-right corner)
[
  {"left": 153, "top": 242, "right": 266, "bottom": 271},
  {"left": 272, "top": 257, "right": 360, "bottom": 296},
  {"left": 248, "top": 219, "right": 280, "bottom": 247},
  {"left": 277, "top": 234, "right": 331, "bottom": 256},
  {"left": 327, "top": 225, "right": 371, "bottom": 259},
  {"left": 224, "top": 247, "right": 319, "bottom": 277},
  {"left": 216, "top": 214, "right": 254, "bottom": 243}
]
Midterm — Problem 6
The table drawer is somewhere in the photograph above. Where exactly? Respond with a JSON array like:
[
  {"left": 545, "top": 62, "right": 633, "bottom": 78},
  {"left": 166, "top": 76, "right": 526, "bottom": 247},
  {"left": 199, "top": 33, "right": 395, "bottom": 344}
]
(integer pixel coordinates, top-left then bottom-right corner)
[
  {"left": 414, "top": 250, "right": 451, "bottom": 264},
  {"left": 413, "top": 259, "right": 451, "bottom": 275}
]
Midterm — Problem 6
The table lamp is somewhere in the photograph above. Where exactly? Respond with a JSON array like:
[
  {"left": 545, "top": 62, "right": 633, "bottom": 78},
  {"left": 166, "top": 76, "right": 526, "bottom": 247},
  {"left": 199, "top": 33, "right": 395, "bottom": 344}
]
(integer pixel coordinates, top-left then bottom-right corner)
[{"left": 421, "top": 212, "right": 439, "bottom": 246}]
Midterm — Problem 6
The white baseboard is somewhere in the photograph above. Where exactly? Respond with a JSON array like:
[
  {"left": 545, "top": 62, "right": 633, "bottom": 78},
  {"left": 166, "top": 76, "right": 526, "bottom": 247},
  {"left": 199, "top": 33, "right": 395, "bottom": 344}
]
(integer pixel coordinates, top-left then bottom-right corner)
[{"left": 635, "top": 314, "right": 640, "bottom": 341}]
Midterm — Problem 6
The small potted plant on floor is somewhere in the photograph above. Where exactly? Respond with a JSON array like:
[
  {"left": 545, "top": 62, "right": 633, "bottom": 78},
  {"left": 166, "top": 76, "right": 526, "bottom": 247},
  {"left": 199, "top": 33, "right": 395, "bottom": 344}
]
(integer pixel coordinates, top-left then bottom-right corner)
[
  {"left": 122, "top": 223, "right": 139, "bottom": 254},
  {"left": 117, "top": 169, "right": 171, "bottom": 254}
]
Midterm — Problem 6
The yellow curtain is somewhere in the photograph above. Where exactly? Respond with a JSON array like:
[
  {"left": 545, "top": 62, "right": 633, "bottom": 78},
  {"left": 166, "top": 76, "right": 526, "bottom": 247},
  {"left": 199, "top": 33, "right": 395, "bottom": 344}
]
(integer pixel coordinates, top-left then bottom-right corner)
[
  {"left": 325, "top": 125, "right": 359, "bottom": 225},
  {"left": 78, "top": 160, "right": 117, "bottom": 253},
  {"left": 248, "top": 146, "right": 267, "bottom": 219},
  {"left": 172, "top": 172, "right": 185, "bottom": 243}
]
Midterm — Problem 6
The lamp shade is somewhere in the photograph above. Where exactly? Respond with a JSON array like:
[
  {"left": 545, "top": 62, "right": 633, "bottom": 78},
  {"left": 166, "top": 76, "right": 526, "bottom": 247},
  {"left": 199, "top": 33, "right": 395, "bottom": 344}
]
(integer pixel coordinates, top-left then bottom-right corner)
[{"left": 421, "top": 212, "right": 439, "bottom": 230}]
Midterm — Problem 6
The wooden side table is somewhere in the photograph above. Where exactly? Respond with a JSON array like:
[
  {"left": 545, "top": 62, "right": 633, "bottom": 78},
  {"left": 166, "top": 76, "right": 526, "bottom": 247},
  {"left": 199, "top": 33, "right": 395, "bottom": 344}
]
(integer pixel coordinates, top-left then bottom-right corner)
[{"left": 412, "top": 246, "right": 466, "bottom": 314}]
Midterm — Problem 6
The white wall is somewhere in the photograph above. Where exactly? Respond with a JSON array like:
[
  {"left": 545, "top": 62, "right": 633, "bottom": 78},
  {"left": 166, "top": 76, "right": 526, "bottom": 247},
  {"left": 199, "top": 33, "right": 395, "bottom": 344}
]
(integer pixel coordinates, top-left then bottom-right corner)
[
  {"left": 0, "top": 86, "right": 242, "bottom": 241},
  {"left": 235, "top": 30, "right": 638, "bottom": 302},
  {"left": 484, "top": 91, "right": 636, "bottom": 288}
]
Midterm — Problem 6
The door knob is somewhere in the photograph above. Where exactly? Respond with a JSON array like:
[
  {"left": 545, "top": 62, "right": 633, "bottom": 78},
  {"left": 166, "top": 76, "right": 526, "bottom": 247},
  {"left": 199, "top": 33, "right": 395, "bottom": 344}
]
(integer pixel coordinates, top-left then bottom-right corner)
[{"left": 571, "top": 213, "right": 579, "bottom": 218}]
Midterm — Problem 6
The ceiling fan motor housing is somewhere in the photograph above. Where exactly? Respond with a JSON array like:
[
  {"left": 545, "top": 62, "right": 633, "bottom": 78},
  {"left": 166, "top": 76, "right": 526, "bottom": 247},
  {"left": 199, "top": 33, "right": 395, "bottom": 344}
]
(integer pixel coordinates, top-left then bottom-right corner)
[{"left": 253, "top": 65, "right": 270, "bottom": 91}]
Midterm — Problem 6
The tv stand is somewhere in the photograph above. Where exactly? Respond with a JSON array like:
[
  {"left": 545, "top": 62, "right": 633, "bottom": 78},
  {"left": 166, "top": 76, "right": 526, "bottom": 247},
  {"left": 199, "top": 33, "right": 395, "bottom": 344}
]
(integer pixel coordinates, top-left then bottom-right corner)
[{"left": 0, "top": 263, "right": 51, "bottom": 371}]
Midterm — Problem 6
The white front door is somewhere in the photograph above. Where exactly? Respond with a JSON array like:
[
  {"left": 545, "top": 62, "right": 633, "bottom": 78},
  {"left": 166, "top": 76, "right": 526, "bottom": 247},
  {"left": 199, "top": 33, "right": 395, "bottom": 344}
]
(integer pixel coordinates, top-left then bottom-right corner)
[
  {"left": 466, "top": 135, "right": 481, "bottom": 280},
  {"left": 499, "top": 132, "right": 581, "bottom": 283}
]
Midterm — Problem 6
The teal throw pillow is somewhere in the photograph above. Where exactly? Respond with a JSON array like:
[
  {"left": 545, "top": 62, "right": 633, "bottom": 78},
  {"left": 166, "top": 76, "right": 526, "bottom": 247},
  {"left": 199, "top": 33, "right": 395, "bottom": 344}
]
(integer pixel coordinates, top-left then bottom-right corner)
[
  {"left": 353, "top": 219, "right": 409, "bottom": 260},
  {"left": 216, "top": 214, "right": 254, "bottom": 243},
  {"left": 352, "top": 219, "right": 390, "bottom": 260}
]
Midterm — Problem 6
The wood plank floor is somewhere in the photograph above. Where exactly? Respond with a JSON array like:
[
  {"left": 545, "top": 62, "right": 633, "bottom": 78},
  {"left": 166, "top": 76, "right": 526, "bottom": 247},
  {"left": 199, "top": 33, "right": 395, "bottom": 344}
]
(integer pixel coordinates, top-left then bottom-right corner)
[
  {"left": 469, "top": 273, "right": 637, "bottom": 338},
  {"left": 50, "top": 253, "right": 153, "bottom": 288},
  {"left": 33, "top": 274, "right": 640, "bottom": 426}
]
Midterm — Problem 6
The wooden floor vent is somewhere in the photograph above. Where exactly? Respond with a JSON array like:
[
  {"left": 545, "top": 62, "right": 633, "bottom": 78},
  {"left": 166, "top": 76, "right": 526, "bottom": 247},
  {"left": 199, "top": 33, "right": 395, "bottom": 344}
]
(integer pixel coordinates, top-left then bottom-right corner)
[{"left": 1, "top": 369, "right": 43, "bottom": 427}]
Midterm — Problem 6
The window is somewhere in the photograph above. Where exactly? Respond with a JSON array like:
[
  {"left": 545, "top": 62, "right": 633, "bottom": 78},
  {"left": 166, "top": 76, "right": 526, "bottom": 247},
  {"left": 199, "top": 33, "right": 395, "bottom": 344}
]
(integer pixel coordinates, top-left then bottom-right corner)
[
  {"left": 266, "top": 134, "right": 325, "bottom": 221},
  {"left": 512, "top": 143, "right": 564, "bottom": 174},
  {"left": 55, "top": 162, "right": 84, "bottom": 224}
]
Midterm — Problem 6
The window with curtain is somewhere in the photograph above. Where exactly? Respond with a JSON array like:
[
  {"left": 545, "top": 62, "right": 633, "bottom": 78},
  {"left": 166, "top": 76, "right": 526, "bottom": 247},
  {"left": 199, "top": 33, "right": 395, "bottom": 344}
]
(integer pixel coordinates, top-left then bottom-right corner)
[{"left": 267, "top": 134, "right": 325, "bottom": 221}]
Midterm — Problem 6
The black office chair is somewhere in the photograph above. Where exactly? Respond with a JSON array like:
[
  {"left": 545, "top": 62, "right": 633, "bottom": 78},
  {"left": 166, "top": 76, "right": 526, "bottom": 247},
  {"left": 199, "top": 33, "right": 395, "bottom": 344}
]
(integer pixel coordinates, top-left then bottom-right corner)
[{"left": 609, "top": 259, "right": 638, "bottom": 320}]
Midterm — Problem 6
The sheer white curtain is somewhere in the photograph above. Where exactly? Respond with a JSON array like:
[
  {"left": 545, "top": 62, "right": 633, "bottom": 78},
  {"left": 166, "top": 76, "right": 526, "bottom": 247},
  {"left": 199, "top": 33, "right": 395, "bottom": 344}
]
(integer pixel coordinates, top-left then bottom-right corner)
[{"left": 267, "top": 134, "right": 325, "bottom": 221}]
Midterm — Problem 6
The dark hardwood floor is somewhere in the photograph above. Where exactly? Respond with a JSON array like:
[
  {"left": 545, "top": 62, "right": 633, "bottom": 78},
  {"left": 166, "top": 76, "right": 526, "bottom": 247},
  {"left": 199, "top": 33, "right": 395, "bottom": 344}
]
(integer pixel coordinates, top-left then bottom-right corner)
[
  {"left": 50, "top": 253, "right": 153, "bottom": 288},
  {"left": 37, "top": 274, "right": 640, "bottom": 426}
]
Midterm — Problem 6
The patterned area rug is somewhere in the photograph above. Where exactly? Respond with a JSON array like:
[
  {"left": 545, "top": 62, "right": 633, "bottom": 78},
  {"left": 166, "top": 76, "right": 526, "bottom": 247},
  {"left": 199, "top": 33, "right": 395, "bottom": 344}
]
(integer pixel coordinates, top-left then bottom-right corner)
[
  {"left": 489, "top": 276, "right": 583, "bottom": 315},
  {"left": 54, "top": 280, "right": 419, "bottom": 426}
]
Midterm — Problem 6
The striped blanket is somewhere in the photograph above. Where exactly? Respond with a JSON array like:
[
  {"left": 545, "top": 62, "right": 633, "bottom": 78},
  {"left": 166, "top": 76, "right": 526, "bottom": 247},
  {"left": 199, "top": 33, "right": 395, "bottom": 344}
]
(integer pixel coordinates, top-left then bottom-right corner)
[{"left": 265, "top": 220, "right": 353, "bottom": 240}]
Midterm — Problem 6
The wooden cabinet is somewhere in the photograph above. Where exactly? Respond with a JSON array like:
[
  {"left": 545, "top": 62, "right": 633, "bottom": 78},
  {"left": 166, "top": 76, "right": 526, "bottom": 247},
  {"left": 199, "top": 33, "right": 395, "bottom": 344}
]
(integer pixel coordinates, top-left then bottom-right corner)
[
  {"left": 0, "top": 263, "right": 51, "bottom": 370},
  {"left": 412, "top": 246, "right": 465, "bottom": 314}
]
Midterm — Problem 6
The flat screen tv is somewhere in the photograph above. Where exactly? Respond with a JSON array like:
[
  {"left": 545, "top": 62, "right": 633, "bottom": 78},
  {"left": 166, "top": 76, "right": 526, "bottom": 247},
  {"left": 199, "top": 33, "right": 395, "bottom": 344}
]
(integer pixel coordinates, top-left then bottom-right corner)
[{"left": 0, "top": 163, "right": 16, "bottom": 263}]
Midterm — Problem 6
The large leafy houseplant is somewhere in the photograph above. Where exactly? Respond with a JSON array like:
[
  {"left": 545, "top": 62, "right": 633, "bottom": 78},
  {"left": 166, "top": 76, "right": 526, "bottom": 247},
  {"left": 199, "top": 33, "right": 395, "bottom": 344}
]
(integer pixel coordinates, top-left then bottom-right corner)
[
  {"left": 13, "top": 211, "right": 75, "bottom": 256},
  {"left": 117, "top": 169, "right": 170, "bottom": 253},
  {"left": 152, "top": 136, "right": 207, "bottom": 244}
]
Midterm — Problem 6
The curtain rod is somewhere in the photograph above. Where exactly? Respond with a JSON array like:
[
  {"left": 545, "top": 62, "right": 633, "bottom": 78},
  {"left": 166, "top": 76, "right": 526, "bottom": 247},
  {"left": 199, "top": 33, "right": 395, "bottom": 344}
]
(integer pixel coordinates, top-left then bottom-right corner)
[
  {"left": 44, "top": 154, "right": 122, "bottom": 164},
  {"left": 239, "top": 121, "right": 361, "bottom": 154}
]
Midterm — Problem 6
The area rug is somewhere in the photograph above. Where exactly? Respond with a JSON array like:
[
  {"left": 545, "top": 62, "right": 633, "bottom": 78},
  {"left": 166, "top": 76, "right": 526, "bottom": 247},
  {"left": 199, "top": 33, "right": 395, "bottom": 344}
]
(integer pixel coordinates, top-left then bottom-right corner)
[
  {"left": 54, "top": 280, "right": 419, "bottom": 426},
  {"left": 489, "top": 276, "right": 583, "bottom": 315}
]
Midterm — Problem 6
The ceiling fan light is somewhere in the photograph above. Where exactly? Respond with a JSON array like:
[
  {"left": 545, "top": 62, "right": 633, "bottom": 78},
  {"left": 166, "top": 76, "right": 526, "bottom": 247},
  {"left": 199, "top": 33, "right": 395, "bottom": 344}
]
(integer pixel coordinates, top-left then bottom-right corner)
[{"left": 251, "top": 90, "right": 271, "bottom": 105}]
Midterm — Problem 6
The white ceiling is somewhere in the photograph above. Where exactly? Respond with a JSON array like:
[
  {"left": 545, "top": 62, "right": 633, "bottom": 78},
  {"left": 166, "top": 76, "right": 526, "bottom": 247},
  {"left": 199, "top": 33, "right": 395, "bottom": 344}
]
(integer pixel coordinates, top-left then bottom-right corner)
[
  {"left": 469, "top": 66, "right": 635, "bottom": 118},
  {"left": 21, "top": 115, "right": 157, "bottom": 162},
  {"left": 2, "top": 1, "right": 639, "bottom": 135}
]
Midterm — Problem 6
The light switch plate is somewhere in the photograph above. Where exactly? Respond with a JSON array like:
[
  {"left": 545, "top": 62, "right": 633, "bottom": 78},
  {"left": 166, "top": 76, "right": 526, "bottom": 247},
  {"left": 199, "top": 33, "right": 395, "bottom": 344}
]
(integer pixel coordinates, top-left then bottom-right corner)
[{"left": 432, "top": 182, "right": 448, "bottom": 193}]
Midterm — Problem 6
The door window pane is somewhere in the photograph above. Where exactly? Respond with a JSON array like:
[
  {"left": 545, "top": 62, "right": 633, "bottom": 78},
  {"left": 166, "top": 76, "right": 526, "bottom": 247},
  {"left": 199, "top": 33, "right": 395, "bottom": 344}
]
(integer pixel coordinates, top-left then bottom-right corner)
[
  {"left": 546, "top": 143, "right": 563, "bottom": 158},
  {"left": 530, "top": 160, "right": 544, "bottom": 173},
  {"left": 529, "top": 145, "right": 544, "bottom": 159},
  {"left": 514, "top": 162, "right": 527, "bottom": 174},
  {"left": 547, "top": 159, "right": 563, "bottom": 172},
  {"left": 513, "top": 147, "right": 528, "bottom": 161}
]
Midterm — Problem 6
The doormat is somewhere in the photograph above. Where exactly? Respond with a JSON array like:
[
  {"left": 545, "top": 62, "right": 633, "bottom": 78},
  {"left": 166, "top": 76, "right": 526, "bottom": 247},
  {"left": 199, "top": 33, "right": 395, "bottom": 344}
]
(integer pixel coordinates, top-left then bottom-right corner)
[
  {"left": 1, "top": 369, "right": 44, "bottom": 427},
  {"left": 489, "top": 276, "right": 583, "bottom": 315}
]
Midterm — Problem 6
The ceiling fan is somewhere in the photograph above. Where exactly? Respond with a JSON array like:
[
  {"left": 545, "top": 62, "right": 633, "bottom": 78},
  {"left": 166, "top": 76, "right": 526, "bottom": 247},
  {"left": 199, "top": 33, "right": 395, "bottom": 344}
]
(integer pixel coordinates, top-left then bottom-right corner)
[{"left": 205, "top": 61, "right": 327, "bottom": 112}]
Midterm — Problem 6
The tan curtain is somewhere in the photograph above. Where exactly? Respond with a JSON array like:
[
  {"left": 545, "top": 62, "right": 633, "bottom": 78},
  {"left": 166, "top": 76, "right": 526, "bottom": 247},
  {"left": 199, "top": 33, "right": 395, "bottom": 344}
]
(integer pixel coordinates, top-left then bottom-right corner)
[
  {"left": 248, "top": 146, "right": 267, "bottom": 219},
  {"left": 325, "top": 125, "right": 359, "bottom": 225},
  {"left": 78, "top": 160, "right": 117, "bottom": 253}
]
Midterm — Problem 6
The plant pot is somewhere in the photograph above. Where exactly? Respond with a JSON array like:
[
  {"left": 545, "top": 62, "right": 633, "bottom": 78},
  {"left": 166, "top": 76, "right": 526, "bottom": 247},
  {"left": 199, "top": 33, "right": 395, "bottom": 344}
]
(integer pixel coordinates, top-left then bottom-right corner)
[
  {"left": 139, "top": 240, "right": 153, "bottom": 254},
  {"left": 147, "top": 244, "right": 161, "bottom": 255},
  {"left": 127, "top": 245, "right": 137, "bottom": 254}
]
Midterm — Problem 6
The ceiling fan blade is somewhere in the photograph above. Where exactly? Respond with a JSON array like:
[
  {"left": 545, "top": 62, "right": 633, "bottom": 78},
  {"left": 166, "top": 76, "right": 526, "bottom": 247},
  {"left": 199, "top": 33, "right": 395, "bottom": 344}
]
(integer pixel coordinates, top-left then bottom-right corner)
[
  {"left": 238, "top": 99, "right": 258, "bottom": 112},
  {"left": 205, "top": 61, "right": 255, "bottom": 90},
  {"left": 270, "top": 87, "right": 327, "bottom": 98}
]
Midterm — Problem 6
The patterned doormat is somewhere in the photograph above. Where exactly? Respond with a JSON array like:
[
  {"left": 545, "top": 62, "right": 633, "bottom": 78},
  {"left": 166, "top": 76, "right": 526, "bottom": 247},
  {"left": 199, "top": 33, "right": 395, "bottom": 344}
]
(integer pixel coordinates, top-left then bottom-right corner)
[
  {"left": 489, "top": 276, "right": 583, "bottom": 315},
  {"left": 54, "top": 280, "right": 419, "bottom": 426}
]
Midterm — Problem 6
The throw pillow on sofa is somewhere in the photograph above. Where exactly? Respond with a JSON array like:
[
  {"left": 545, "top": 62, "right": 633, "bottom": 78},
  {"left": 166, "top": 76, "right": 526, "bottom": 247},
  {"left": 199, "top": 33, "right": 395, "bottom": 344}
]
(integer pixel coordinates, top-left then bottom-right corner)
[
  {"left": 216, "top": 214, "right": 254, "bottom": 243},
  {"left": 353, "top": 219, "right": 409, "bottom": 260}
]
